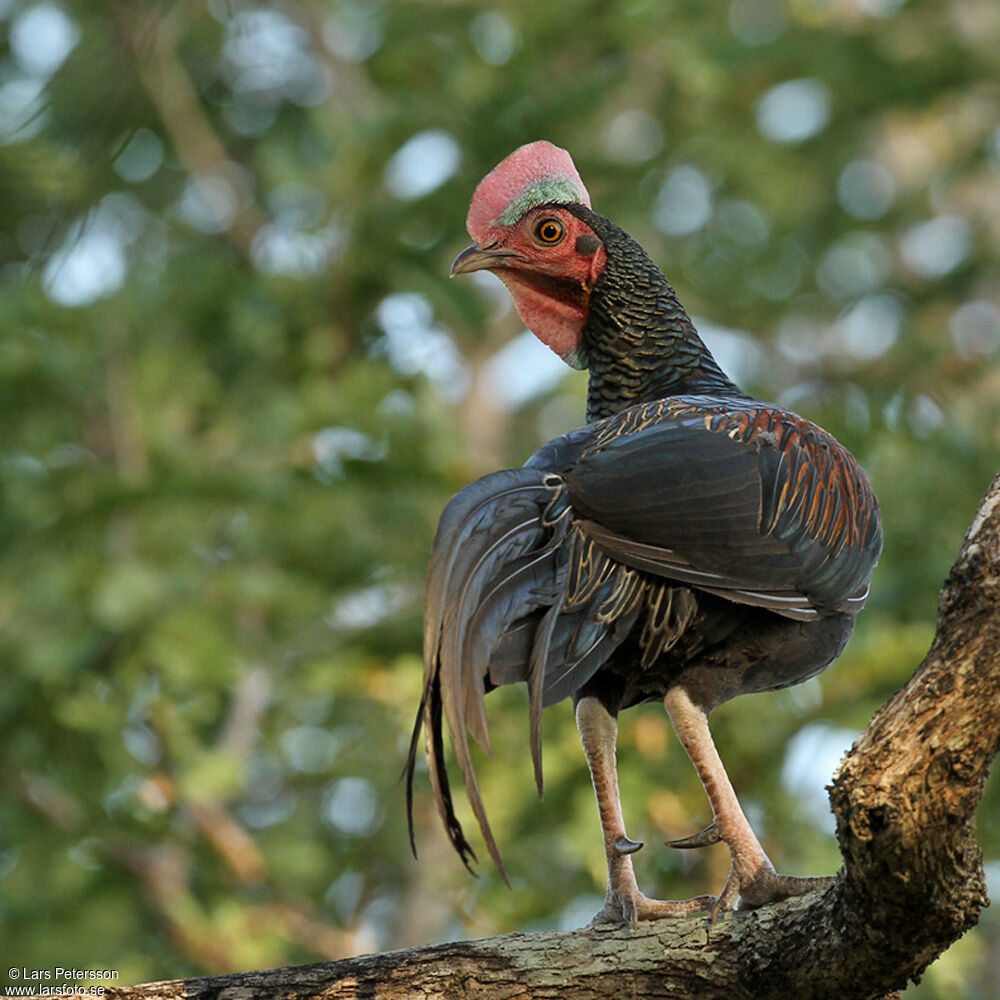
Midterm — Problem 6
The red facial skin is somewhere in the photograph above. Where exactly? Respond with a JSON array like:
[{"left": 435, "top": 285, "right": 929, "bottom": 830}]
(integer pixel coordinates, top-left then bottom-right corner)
[{"left": 472, "top": 206, "right": 607, "bottom": 368}]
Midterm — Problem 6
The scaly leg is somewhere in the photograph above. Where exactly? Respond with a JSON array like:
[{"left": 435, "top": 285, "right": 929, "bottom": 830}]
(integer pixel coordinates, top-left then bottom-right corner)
[
  {"left": 575, "top": 696, "right": 712, "bottom": 928},
  {"left": 663, "top": 687, "right": 834, "bottom": 919}
]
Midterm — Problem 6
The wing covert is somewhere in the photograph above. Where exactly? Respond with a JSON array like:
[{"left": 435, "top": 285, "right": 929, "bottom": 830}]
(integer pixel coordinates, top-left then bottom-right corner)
[{"left": 563, "top": 396, "right": 881, "bottom": 617}]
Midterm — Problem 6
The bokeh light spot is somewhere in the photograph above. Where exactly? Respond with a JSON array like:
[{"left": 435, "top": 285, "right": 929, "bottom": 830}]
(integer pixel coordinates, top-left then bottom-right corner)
[
  {"left": 0, "top": 76, "right": 47, "bottom": 144},
  {"left": 470, "top": 11, "right": 518, "bottom": 65},
  {"left": 837, "top": 160, "right": 895, "bottom": 220},
  {"left": 653, "top": 165, "right": 712, "bottom": 236},
  {"left": 374, "top": 292, "right": 469, "bottom": 399},
  {"left": 755, "top": 78, "right": 831, "bottom": 145},
  {"left": 817, "top": 233, "right": 892, "bottom": 298},
  {"left": 323, "top": 2, "right": 384, "bottom": 62},
  {"left": 835, "top": 294, "right": 903, "bottom": 360},
  {"left": 900, "top": 216, "right": 971, "bottom": 279},
  {"left": 178, "top": 172, "right": 240, "bottom": 234},
  {"left": 114, "top": 128, "right": 165, "bottom": 184},
  {"left": 322, "top": 777, "right": 380, "bottom": 836},
  {"left": 42, "top": 217, "right": 127, "bottom": 307},
  {"left": 483, "top": 330, "right": 568, "bottom": 411},
  {"left": 949, "top": 300, "right": 1000, "bottom": 358},
  {"left": 384, "top": 130, "right": 462, "bottom": 200},
  {"left": 717, "top": 199, "right": 770, "bottom": 247},
  {"left": 781, "top": 724, "right": 858, "bottom": 832},
  {"left": 10, "top": 3, "right": 79, "bottom": 78},
  {"left": 602, "top": 109, "right": 663, "bottom": 163}
]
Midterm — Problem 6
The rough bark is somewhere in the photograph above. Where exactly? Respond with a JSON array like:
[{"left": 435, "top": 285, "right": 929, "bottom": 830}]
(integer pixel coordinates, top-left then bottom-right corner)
[{"left": 51, "top": 475, "right": 1000, "bottom": 1000}]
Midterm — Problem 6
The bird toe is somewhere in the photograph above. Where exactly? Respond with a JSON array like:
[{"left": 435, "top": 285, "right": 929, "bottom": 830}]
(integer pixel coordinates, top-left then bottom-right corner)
[
  {"left": 592, "top": 888, "right": 713, "bottom": 929},
  {"left": 736, "top": 871, "right": 836, "bottom": 910}
]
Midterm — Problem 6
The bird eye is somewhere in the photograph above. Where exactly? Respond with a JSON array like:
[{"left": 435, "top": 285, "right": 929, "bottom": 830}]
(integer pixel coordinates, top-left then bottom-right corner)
[{"left": 535, "top": 218, "right": 564, "bottom": 244}]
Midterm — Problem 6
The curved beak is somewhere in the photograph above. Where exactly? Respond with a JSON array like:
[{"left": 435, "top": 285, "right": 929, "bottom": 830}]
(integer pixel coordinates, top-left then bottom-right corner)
[{"left": 450, "top": 244, "right": 522, "bottom": 277}]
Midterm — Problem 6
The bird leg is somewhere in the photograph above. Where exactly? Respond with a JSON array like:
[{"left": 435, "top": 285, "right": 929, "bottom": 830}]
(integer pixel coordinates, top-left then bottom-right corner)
[
  {"left": 663, "top": 687, "right": 834, "bottom": 919},
  {"left": 575, "top": 696, "right": 713, "bottom": 928}
]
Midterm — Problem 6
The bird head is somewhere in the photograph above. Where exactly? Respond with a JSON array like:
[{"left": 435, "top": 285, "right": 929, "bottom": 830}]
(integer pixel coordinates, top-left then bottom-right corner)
[{"left": 451, "top": 141, "right": 607, "bottom": 370}]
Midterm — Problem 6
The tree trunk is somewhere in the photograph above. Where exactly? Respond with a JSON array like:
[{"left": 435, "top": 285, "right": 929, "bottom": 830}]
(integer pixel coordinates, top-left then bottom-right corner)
[{"left": 50, "top": 475, "right": 1000, "bottom": 1000}]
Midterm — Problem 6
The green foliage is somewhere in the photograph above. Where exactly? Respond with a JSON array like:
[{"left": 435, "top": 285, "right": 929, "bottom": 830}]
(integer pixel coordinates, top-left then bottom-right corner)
[{"left": 2, "top": 0, "right": 999, "bottom": 995}]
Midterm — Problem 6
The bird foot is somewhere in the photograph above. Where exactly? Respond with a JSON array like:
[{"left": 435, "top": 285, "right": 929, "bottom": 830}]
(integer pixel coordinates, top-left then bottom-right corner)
[
  {"left": 665, "top": 821, "right": 834, "bottom": 919},
  {"left": 711, "top": 866, "right": 835, "bottom": 921},
  {"left": 592, "top": 887, "right": 714, "bottom": 930}
]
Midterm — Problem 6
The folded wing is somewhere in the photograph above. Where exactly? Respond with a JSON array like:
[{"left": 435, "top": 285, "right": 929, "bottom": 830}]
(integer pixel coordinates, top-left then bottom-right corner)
[{"left": 565, "top": 397, "right": 882, "bottom": 620}]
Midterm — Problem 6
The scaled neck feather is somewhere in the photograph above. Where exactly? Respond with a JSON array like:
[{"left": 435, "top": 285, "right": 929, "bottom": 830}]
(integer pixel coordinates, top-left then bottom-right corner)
[{"left": 567, "top": 205, "right": 744, "bottom": 423}]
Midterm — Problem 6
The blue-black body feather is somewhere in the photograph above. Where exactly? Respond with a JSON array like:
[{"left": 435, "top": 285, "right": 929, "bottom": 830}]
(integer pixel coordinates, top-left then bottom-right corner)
[{"left": 405, "top": 206, "right": 882, "bottom": 875}]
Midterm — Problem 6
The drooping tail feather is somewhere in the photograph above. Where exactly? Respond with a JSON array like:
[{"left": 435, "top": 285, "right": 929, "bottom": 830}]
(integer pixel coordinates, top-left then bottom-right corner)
[
  {"left": 404, "top": 686, "right": 425, "bottom": 859},
  {"left": 407, "top": 466, "right": 640, "bottom": 876},
  {"left": 527, "top": 603, "right": 560, "bottom": 797},
  {"left": 405, "top": 681, "right": 473, "bottom": 867},
  {"left": 409, "top": 469, "right": 566, "bottom": 877}
]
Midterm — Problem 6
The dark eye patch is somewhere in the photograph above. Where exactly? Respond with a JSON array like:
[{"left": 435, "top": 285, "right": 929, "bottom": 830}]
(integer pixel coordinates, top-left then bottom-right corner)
[{"left": 575, "top": 233, "right": 602, "bottom": 257}]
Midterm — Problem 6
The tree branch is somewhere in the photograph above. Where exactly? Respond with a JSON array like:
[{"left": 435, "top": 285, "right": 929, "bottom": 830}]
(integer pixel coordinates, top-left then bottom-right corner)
[
  {"left": 51, "top": 474, "right": 1000, "bottom": 1000},
  {"left": 115, "top": 2, "right": 265, "bottom": 258}
]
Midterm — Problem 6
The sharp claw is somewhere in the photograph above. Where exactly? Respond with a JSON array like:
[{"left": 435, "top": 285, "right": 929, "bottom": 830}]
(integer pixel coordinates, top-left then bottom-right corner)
[
  {"left": 665, "top": 822, "right": 720, "bottom": 850},
  {"left": 710, "top": 873, "right": 741, "bottom": 923},
  {"left": 613, "top": 835, "right": 644, "bottom": 855}
]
